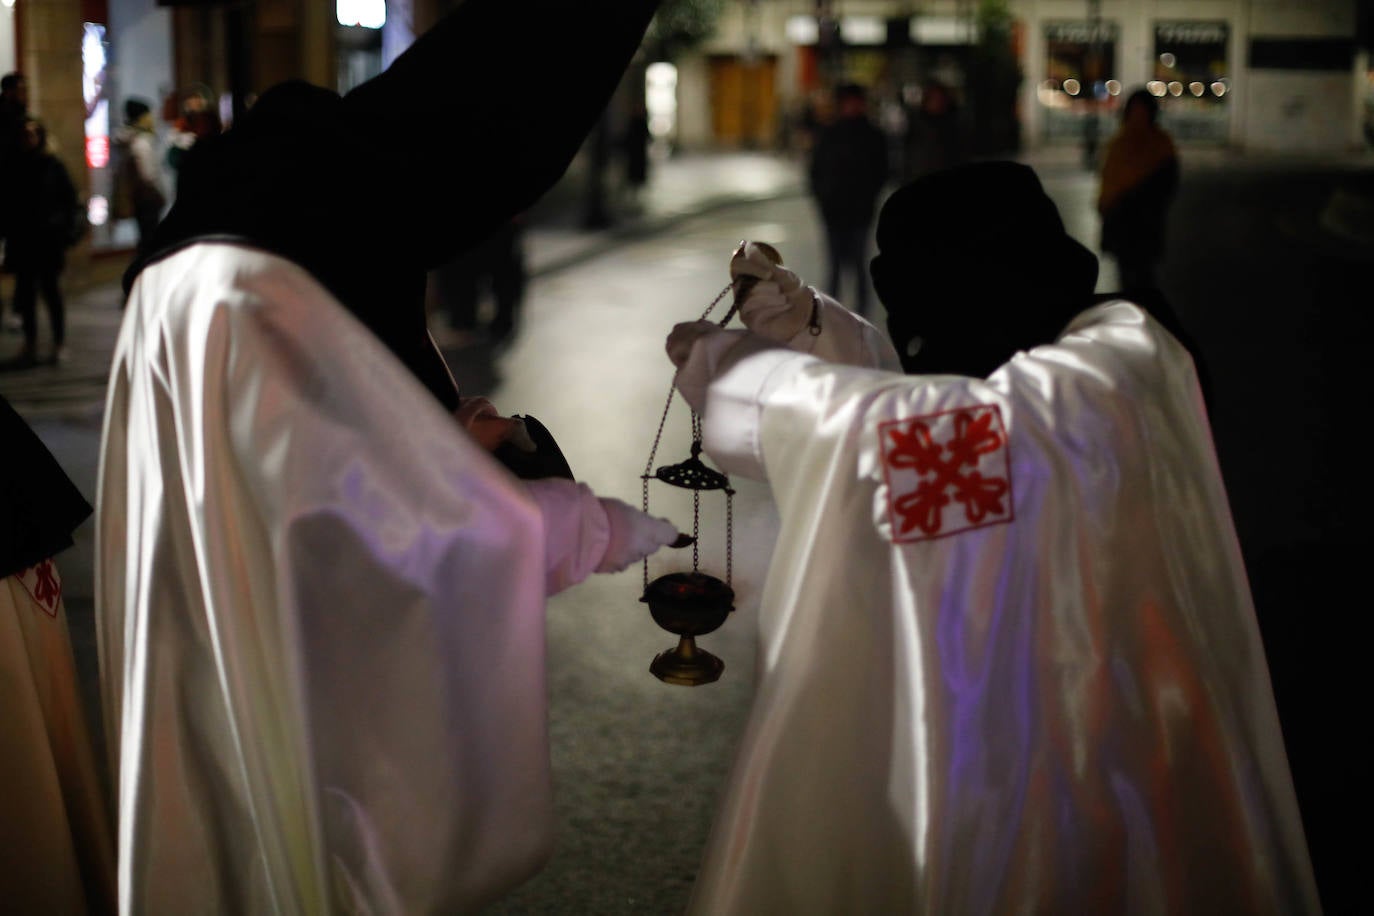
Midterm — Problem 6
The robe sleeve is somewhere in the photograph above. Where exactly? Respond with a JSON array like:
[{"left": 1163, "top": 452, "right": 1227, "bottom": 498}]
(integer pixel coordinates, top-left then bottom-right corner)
[
  {"left": 695, "top": 335, "right": 915, "bottom": 483},
  {"left": 779, "top": 289, "right": 903, "bottom": 371},
  {"left": 226, "top": 262, "right": 555, "bottom": 911},
  {"left": 102, "top": 245, "right": 555, "bottom": 913}
]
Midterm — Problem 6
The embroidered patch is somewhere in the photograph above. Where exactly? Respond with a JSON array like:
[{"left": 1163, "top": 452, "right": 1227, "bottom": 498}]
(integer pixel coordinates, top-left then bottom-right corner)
[
  {"left": 878, "top": 405, "right": 1014, "bottom": 542},
  {"left": 19, "top": 559, "right": 62, "bottom": 618}
]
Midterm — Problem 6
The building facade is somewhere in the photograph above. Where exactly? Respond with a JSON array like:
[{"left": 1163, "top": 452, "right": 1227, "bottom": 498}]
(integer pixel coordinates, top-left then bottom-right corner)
[
  {"left": 682, "top": 0, "right": 1370, "bottom": 154},
  {"left": 2, "top": 0, "right": 1368, "bottom": 258}
]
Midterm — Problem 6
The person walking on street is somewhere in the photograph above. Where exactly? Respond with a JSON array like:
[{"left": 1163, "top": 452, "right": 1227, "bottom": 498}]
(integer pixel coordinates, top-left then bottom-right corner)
[
  {"left": 1098, "top": 88, "right": 1179, "bottom": 295},
  {"left": 164, "top": 84, "right": 221, "bottom": 176},
  {"left": 903, "top": 80, "right": 965, "bottom": 180},
  {"left": 621, "top": 102, "right": 651, "bottom": 203},
  {"left": 0, "top": 72, "right": 26, "bottom": 161},
  {"left": 1, "top": 72, "right": 31, "bottom": 335},
  {"left": 809, "top": 82, "right": 888, "bottom": 317},
  {"left": 111, "top": 98, "right": 166, "bottom": 259},
  {"left": 4, "top": 118, "right": 79, "bottom": 367},
  {"left": 432, "top": 216, "right": 527, "bottom": 347}
]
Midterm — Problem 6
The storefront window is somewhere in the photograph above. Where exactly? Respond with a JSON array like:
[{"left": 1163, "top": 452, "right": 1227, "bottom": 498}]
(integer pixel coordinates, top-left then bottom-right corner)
[
  {"left": 1153, "top": 21, "right": 1230, "bottom": 143},
  {"left": 1039, "top": 20, "right": 1119, "bottom": 141}
]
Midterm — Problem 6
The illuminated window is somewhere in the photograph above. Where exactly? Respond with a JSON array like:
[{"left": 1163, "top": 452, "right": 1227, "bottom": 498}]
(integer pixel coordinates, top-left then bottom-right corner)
[
  {"left": 646, "top": 62, "right": 678, "bottom": 139},
  {"left": 337, "top": 0, "right": 385, "bottom": 30}
]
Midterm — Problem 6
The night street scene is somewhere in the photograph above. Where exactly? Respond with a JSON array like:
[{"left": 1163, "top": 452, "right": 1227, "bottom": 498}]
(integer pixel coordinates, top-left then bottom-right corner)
[{"left": 2, "top": 0, "right": 1371, "bottom": 913}]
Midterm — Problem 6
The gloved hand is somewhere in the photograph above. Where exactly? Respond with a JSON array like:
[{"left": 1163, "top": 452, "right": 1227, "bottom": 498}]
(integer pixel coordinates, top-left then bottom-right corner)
[
  {"left": 596, "top": 497, "right": 681, "bottom": 574},
  {"left": 524, "top": 478, "right": 682, "bottom": 595},
  {"left": 665, "top": 321, "right": 752, "bottom": 414},
  {"left": 729, "top": 241, "right": 817, "bottom": 343},
  {"left": 455, "top": 396, "right": 519, "bottom": 452}
]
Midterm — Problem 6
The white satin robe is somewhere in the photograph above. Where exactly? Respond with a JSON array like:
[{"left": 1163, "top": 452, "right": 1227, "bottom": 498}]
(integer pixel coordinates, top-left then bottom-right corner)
[
  {"left": 687, "top": 302, "right": 1319, "bottom": 914},
  {"left": 97, "top": 243, "right": 553, "bottom": 914},
  {"left": 1, "top": 561, "right": 117, "bottom": 914}
]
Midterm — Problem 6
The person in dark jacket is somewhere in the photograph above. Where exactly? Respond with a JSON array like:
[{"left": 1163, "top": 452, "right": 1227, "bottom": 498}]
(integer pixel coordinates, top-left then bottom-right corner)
[
  {"left": 1, "top": 72, "right": 31, "bottom": 334},
  {"left": 903, "top": 80, "right": 965, "bottom": 180},
  {"left": 809, "top": 82, "right": 888, "bottom": 317},
  {"left": 1097, "top": 88, "right": 1179, "bottom": 295},
  {"left": 4, "top": 118, "right": 79, "bottom": 366}
]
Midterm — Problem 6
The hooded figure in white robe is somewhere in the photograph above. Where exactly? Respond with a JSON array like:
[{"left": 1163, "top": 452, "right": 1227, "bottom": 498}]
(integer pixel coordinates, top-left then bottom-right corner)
[
  {"left": 2, "top": 395, "right": 116, "bottom": 914},
  {"left": 666, "top": 163, "right": 1319, "bottom": 914},
  {"left": 97, "top": 2, "right": 680, "bottom": 913}
]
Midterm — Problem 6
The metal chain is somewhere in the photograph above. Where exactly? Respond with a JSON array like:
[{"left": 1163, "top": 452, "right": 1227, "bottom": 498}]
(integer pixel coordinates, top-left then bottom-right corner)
[
  {"left": 726, "top": 490, "right": 734, "bottom": 587},
  {"left": 640, "top": 279, "right": 738, "bottom": 590},
  {"left": 692, "top": 491, "right": 701, "bottom": 572},
  {"left": 642, "top": 376, "right": 678, "bottom": 591},
  {"left": 641, "top": 472, "right": 652, "bottom": 591},
  {"left": 699, "top": 281, "right": 733, "bottom": 322}
]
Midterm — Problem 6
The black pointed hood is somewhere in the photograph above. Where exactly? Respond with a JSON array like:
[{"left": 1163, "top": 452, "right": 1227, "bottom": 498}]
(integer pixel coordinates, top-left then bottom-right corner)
[
  {"left": 870, "top": 161, "right": 1099, "bottom": 377},
  {"left": 128, "top": 0, "right": 662, "bottom": 407}
]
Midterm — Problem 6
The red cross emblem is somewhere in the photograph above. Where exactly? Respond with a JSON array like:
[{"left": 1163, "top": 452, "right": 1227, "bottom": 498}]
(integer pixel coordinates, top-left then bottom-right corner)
[
  {"left": 19, "top": 559, "right": 62, "bottom": 618},
  {"left": 878, "top": 405, "right": 1014, "bottom": 542}
]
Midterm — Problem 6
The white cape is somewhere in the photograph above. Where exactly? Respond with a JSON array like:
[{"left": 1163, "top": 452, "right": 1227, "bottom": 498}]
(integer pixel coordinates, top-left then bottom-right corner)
[
  {"left": 687, "top": 302, "right": 1319, "bottom": 914},
  {"left": 1, "top": 561, "right": 117, "bottom": 914},
  {"left": 98, "top": 243, "right": 553, "bottom": 914}
]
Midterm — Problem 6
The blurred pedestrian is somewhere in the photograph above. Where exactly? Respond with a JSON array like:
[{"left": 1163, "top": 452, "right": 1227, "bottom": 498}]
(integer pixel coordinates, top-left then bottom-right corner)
[
  {"left": 164, "top": 84, "right": 221, "bottom": 176},
  {"left": 4, "top": 118, "right": 80, "bottom": 367},
  {"left": 110, "top": 97, "right": 166, "bottom": 259},
  {"left": 903, "top": 80, "right": 964, "bottom": 180},
  {"left": 1098, "top": 88, "right": 1179, "bottom": 294},
  {"left": 0, "top": 72, "right": 25, "bottom": 153},
  {"left": 432, "top": 216, "right": 527, "bottom": 347},
  {"left": 1, "top": 393, "right": 117, "bottom": 915},
  {"left": 665, "top": 163, "right": 1317, "bottom": 913},
  {"left": 808, "top": 82, "right": 888, "bottom": 316},
  {"left": 98, "top": 2, "right": 683, "bottom": 911},
  {"left": 621, "top": 101, "right": 651, "bottom": 199},
  {"left": 1, "top": 72, "right": 30, "bottom": 335}
]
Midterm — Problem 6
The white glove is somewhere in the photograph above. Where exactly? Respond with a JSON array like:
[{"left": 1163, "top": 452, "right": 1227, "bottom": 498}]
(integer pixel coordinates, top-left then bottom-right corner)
[
  {"left": 524, "top": 478, "right": 681, "bottom": 596},
  {"left": 665, "top": 321, "right": 750, "bottom": 414},
  {"left": 729, "top": 242, "right": 816, "bottom": 343},
  {"left": 596, "top": 497, "right": 681, "bottom": 574}
]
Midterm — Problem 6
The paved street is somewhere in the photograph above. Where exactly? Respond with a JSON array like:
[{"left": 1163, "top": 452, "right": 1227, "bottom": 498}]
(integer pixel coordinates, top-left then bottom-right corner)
[{"left": 3, "top": 147, "right": 1369, "bottom": 912}]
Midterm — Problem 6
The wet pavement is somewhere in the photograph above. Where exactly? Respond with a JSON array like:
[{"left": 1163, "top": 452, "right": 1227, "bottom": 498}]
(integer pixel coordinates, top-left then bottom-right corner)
[{"left": 4, "top": 145, "right": 1370, "bottom": 913}]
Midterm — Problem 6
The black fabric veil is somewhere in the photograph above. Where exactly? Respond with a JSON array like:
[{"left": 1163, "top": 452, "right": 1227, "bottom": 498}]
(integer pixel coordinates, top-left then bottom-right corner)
[
  {"left": 1, "top": 395, "right": 92, "bottom": 579},
  {"left": 126, "top": 0, "right": 661, "bottom": 410}
]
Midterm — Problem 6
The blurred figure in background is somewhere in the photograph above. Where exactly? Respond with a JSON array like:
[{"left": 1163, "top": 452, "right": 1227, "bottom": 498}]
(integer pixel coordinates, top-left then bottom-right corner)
[
  {"left": 1098, "top": 88, "right": 1179, "bottom": 294},
  {"left": 1, "top": 394, "right": 116, "bottom": 915},
  {"left": 0, "top": 72, "right": 25, "bottom": 158},
  {"left": 790, "top": 88, "right": 830, "bottom": 155},
  {"left": 4, "top": 118, "right": 80, "bottom": 367},
  {"left": 432, "top": 216, "right": 527, "bottom": 348},
  {"left": 903, "top": 80, "right": 964, "bottom": 180},
  {"left": 1, "top": 72, "right": 31, "bottom": 335},
  {"left": 621, "top": 100, "right": 651, "bottom": 203},
  {"left": 110, "top": 98, "right": 166, "bottom": 260},
  {"left": 808, "top": 82, "right": 887, "bottom": 317},
  {"left": 164, "top": 83, "right": 222, "bottom": 177}
]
